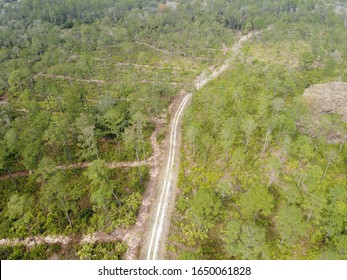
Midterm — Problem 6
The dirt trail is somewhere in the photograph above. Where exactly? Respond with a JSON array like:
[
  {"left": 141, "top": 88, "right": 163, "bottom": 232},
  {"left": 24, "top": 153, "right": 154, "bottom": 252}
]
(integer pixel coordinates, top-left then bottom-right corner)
[
  {"left": 0, "top": 171, "right": 30, "bottom": 181},
  {"left": 115, "top": 62, "right": 197, "bottom": 72},
  {"left": 142, "top": 31, "right": 261, "bottom": 260},
  {"left": 0, "top": 159, "right": 148, "bottom": 181},
  {"left": 0, "top": 119, "right": 162, "bottom": 181},
  {"left": 1, "top": 32, "right": 260, "bottom": 260},
  {"left": 34, "top": 73, "right": 106, "bottom": 84},
  {"left": 0, "top": 117, "right": 165, "bottom": 258},
  {"left": 136, "top": 41, "right": 211, "bottom": 61},
  {"left": 0, "top": 231, "right": 134, "bottom": 248},
  {"left": 0, "top": 236, "right": 71, "bottom": 247},
  {"left": 34, "top": 73, "right": 182, "bottom": 86}
]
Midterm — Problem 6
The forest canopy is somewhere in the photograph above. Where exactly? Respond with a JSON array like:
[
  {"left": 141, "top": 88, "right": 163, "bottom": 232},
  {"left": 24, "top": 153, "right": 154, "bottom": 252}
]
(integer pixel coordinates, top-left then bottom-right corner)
[{"left": 1, "top": 0, "right": 347, "bottom": 260}]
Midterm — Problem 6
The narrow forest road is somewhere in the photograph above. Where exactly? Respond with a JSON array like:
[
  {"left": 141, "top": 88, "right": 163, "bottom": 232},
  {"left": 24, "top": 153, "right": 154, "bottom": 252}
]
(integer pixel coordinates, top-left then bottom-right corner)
[
  {"left": 0, "top": 32, "right": 259, "bottom": 259},
  {"left": 0, "top": 118, "right": 163, "bottom": 182},
  {"left": 144, "top": 31, "right": 259, "bottom": 260}
]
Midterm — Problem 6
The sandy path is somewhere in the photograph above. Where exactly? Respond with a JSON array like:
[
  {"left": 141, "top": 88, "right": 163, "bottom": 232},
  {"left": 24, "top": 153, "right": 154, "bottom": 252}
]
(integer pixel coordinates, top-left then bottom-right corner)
[
  {"left": 142, "top": 31, "right": 261, "bottom": 260},
  {"left": 0, "top": 159, "right": 149, "bottom": 181},
  {"left": 136, "top": 41, "right": 211, "bottom": 61},
  {"left": 0, "top": 117, "right": 165, "bottom": 259},
  {"left": 1, "top": 32, "right": 260, "bottom": 260},
  {"left": 0, "top": 120, "right": 163, "bottom": 182},
  {"left": 115, "top": 62, "right": 197, "bottom": 72},
  {"left": 34, "top": 73, "right": 182, "bottom": 86}
]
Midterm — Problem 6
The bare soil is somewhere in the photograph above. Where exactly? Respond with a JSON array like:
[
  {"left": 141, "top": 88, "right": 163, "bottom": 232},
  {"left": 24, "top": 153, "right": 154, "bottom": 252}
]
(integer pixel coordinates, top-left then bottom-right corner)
[
  {"left": 34, "top": 73, "right": 106, "bottom": 84},
  {"left": 0, "top": 235, "right": 70, "bottom": 247},
  {"left": 34, "top": 73, "right": 182, "bottom": 86},
  {"left": 0, "top": 160, "right": 149, "bottom": 181},
  {"left": 116, "top": 116, "right": 167, "bottom": 260},
  {"left": 0, "top": 170, "right": 30, "bottom": 181},
  {"left": 139, "top": 88, "right": 186, "bottom": 260},
  {"left": 115, "top": 62, "right": 197, "bottom": 72},
  {"left": 303, "top": 82, "right": 347, "bottom": 121},
  {"left": 139, "top": 31, "right": 263, "bottom": 260},
  {"left": 136, "top": 41, "right": 211, "bottom": 61}
]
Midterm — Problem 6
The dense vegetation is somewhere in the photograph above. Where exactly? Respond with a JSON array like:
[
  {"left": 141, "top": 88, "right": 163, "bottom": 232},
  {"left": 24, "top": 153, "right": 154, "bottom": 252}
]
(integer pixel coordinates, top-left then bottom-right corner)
[
  {"left": 0, "top": 241, "right": 127, "bottom": 260},
  {"left": 0, "top": 166, "right": 148, "bottom": 238},
  {"left": 168, "top": 0, "right": 347, "bottom": 260},
  {"left": 0, "top": 0, "right": 237, "bottom": 259},
  {"left": 1, "top": 0, "right": 346, "bottom": 260}
]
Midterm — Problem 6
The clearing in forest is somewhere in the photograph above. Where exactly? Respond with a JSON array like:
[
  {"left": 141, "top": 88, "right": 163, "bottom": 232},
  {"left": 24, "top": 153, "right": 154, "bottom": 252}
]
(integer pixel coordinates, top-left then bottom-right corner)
[{"left": 303, "top": 82, "right": 347, "bottom": 122}]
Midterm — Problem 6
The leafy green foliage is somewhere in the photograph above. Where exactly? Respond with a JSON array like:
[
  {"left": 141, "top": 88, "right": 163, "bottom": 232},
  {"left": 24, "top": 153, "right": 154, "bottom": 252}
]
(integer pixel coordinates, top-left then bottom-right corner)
[
  {"left": 0, "top": 241, "right": 127, "bottom": 260},
  {"left": 239, "top": 185, "right": 274, "bottom": 219},
  {"left": 1, "top": 0, "right": 347, "bottom": 260},
  {"left": 0, "top": 166, "right": 147, "bottom": 239},
  {"left": 168, "top": 1, "right": 347, "bottom": 259}
]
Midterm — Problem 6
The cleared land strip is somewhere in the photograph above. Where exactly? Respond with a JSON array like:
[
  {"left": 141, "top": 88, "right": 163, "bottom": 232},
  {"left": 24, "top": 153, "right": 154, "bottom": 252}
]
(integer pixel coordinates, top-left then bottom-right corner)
[
  {"left": 0, "top": 118, "right": 162, "bottom": 182},
  {"left": 115, "top": 62, "right": 197, "bottom": 72},
  {"left": 0, "top": 152, "right": 149, "bottom": 181},
  {"left": 0, "top": 231, "right": 130, "bottom": 247},
  {"left": 136, "top": 41, "right": 212, "bottom": 61},
  {"left": 34, "top": 73, "right": 106, "bottom": 84},
  {"left": 144, "top": 31, "right": 260, "bottom": 260},
  {"left": 0, "top": 118, "right": 165, "bottom": 259},
  {"left": 34, "top": 73, "right": 183, "bottom": 85},
  {"left": 0, "top": 32, "right": 259, "bottom": 258}
]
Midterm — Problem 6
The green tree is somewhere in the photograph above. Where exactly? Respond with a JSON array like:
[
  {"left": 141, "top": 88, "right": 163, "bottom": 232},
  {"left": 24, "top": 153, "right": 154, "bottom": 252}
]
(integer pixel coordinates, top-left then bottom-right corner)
[
  {"left": 43, "top": 113, "right": 74, "bottom": 163},
  {"left": 75, "top": 113, "right": 98, "bottom": 161},
  {"left": 264, "top": 156, "right": 282, "bottom": 186},
  {"left": 241, "top": 116, "right": 257, "bottom": 152},
  {"left": 40, "top": 171, "right": 78, "bottom": 230},
  {"left": 6, "top": 194, "right": 37, "bottom": 244},
  {"left": 276, "top": 204, "right": 306, "bottom": 246},
  {"left": 97, "top": 107, "right": 128, "bottom": 138},
  {"left": 123, "top": 112, "right": 147, "bottom": 180},
  {"left": 224, "top": 220, "right": 269, "bottom": 259},
  {"left": 84, "top": 160, "right": 119, "bottom": 230},
  {"left": 35, "top": 156, "right": 57, "bottom": 183},
  {"left": 291, "top": 135, "right": 314, "bottom": 170},
  {"left": 219, "top": 117, "right": 237, "bottom": 163},
  {"left": 189, "top": 187, "right": 221, "bottom": 228},
  {"left": 272, "top": 97, "right": 285, "bottom": 116},
  {"left": 186, "top": 125, "right": 199, "bottom": 161},
  {"left": 239, "top": 184, "right": 274, "bottom": 220},
  {"left": 237, "top": 222, "right": 268, "bottom": 259},
  {"left": 320, "top": 148, "right": 338, "bottom": 183}
]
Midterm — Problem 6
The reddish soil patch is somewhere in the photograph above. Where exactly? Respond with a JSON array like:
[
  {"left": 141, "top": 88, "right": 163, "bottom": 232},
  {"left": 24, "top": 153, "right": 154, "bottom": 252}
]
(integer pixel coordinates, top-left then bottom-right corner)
[{"left": 0, "top": 171, "right": 30, "bottom": 181}]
